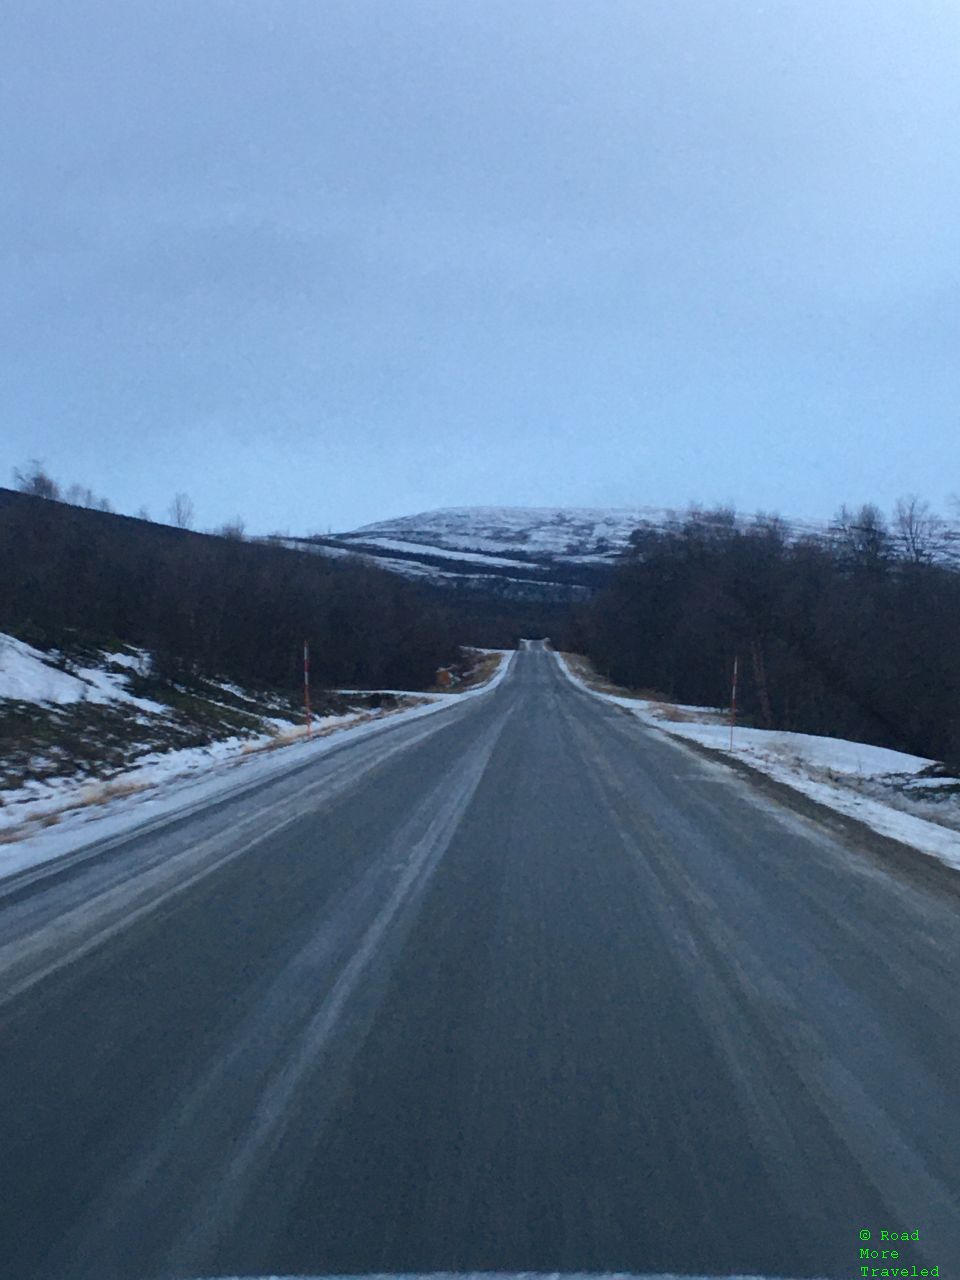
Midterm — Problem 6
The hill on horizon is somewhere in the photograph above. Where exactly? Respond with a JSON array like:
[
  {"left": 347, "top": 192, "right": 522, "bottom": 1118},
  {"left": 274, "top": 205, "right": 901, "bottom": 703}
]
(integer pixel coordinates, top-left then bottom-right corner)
[{"left": 275, "top": 503, "right": 831, "bottom": 603}]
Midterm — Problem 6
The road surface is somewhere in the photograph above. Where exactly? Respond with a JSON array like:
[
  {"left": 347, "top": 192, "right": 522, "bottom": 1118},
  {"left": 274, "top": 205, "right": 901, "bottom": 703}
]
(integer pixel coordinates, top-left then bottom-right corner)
[{"left": 0, "top": 641, "right": 958, "bottom": 1280}]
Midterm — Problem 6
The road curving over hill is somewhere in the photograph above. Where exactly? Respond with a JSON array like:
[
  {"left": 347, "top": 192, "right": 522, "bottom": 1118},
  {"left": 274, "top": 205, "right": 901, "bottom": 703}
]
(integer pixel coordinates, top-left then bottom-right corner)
[{"left": 0, "top": 641, "right": 958, "bottom": 1280}]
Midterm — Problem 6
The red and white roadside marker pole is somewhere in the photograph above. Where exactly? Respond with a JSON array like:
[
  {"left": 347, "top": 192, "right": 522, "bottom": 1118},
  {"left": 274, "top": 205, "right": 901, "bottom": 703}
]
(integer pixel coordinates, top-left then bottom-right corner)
[
  {"left": 729, "top": 654, "right": 739, "bottom": 751},
  {"left": 304, "top": 640, "right": 313, "bottom": 739}
]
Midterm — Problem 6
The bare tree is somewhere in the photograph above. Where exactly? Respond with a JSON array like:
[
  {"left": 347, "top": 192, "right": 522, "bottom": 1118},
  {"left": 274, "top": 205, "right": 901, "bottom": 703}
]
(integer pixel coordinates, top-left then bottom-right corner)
[
  {"left": 831, "top": 502, "right": 892, "bottom": 569},
  {"left": 168, "top": 492, "right": 195, "bottom": 529},
  {"left": 13, "top": 460, "right": 60, "bottom": 501},
  {"left": 62, "top": 481, "right": 114, "bottom": 512},
  {"left": 216, "top": 517, "right": 246, "bottom": 540},
  {"left": 65, "top": 483, "right": 94, "bottom": 507},
  {"left": 894, "top": 495, "right": 944, "bottom": 564}
]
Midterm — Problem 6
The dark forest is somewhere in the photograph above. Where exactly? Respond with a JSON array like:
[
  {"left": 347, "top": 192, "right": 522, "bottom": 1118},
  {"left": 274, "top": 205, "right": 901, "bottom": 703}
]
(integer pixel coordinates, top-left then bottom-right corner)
[{"left": 579, "top": 505, "right": 960, "bottom": 768}]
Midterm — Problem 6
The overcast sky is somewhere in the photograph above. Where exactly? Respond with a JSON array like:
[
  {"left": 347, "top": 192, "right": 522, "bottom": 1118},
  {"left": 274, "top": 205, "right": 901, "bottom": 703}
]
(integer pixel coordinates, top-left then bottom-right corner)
[{"left": 3, "top": 1, "right": 959, "bottom": 534}]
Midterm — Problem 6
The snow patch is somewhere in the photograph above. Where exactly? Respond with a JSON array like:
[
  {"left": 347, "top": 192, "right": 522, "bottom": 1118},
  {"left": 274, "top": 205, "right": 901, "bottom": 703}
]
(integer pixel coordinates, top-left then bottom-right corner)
[{"left": 0, "top": 634, "right": 164, "bottom": 712}]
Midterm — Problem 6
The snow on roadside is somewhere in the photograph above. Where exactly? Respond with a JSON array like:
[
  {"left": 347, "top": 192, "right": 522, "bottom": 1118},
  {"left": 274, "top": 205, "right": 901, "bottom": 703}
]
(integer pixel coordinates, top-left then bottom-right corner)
[
  {"left": 0, "top": 650, "right": 515, "bottom": 881},
  {"left": 553, "top": 650, "right": 960, "bottom": 875}
]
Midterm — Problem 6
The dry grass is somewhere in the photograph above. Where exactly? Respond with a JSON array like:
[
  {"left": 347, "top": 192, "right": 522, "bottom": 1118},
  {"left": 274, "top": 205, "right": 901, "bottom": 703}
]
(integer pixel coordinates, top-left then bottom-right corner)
[
  {"left": 0, "top": 804, "right": 66, "bottom": 845},
  {"left": 240, "top": 717, "right": 374, "bottom": 755},
  {"left": 240, "top": 725, "right": 308, "bottom": 754},
  {"left": 648, "top": 702, "right": 702, "bottom": 722},
  {"left": 557, "top": 651, "right": 659, "bottom": 701},
  {"left": 430, "top": 650, "right": 503, "bottom": 694},
  {"left": 239, "top": 698, "right": 427, "bottom": 756},
  {"left": 78, "top": 779, "right": 150, "bottom": 807},
  {"left": 458, "top": 651, "right": 504, "bottom": 690},
  {"left": 558, "top": 652, "right": 725, "bottom": 724}
]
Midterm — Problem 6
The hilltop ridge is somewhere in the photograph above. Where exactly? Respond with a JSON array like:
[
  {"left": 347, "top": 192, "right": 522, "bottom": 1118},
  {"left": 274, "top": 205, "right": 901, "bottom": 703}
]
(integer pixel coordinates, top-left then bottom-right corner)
[{"left": 274, "top": 504, "right": 830, "bottom": 602}]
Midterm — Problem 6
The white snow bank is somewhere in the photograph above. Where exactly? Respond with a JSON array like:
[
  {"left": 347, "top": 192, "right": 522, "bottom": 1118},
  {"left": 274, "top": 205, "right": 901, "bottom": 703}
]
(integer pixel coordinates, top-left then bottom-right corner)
[
  {"left": 554, "top": 650, "right": 960, "bottom": 874},
  {"left": 655, "top": 722, "right": 930, "bottom": 778}
]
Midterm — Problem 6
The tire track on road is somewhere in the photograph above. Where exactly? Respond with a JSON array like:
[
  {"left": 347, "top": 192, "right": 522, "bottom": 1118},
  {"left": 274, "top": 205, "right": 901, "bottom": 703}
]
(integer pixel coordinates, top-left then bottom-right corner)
[{"left": 52, "top": 701, "right": 516, "bottom": 1280}]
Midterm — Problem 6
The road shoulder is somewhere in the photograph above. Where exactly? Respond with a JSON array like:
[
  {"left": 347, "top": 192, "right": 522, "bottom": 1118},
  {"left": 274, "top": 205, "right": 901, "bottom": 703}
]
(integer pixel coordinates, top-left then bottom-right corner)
[{"left": 552, "top": 647, "right": 960, "bottom": 892}]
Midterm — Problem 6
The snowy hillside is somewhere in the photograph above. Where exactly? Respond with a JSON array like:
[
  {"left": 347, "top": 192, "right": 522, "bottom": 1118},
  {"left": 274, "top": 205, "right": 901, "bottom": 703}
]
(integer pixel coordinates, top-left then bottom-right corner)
[
  {"left": 339, "top": 504, "right": 811, "bottom": 563},
  {"left": 275, "top": 504, "right": 960, "bottom": 602},
  {"left": 0, "top": 638, "right": 510, "bottom": 870},
  {"left": 276, "top": 505, "right": 826, "bottom": 601},
  {"left": 346, "top": 506, "right": 667, "bottom": 562},
  {"left": 0, "top": 633, "right": 419, "bottom": 845}
]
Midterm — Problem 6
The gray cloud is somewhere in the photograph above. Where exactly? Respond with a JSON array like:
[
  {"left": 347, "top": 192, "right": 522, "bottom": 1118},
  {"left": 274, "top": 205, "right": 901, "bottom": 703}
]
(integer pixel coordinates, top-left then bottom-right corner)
[{"left": 2, "top": 0, "right": 959, "bottom": 530}]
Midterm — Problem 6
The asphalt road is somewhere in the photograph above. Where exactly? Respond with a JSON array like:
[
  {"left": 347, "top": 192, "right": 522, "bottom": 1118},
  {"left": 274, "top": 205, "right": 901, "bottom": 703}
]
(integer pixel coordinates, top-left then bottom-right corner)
[{"left": 1, "top": 642, "right": 959, "bottom": 1280}]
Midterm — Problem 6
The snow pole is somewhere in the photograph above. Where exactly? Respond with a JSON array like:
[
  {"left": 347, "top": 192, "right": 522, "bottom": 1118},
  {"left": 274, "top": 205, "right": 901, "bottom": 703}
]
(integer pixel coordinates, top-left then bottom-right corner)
[
  {"left": 729, "top": 654, "right": 739, "bottom": 751},
  {"left": 304, "top": 640, "right": 313, "bottom": 739}
]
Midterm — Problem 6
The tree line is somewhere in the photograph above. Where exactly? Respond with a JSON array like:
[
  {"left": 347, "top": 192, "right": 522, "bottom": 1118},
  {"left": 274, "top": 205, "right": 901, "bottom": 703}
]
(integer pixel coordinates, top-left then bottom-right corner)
[
  {"left": 578, "top": 502, "right": 960, "bottom": 768},
  {"left": 12, "top": 458, "right": 252, "bottom": 537},
  {"left": 0, "top": 488, "right": 458, "bottom": 694}
]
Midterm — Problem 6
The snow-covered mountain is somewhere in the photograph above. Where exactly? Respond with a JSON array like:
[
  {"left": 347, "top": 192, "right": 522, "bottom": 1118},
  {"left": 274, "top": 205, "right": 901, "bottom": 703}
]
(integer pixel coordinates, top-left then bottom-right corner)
[
  {"left": 340, "top": 505, "right": 830, "bottom": 561},
  {"left": 275, "top": 504, "right": 960, "bottom": 602},
  {"left": 343, "top": 506, "right": 675, "bottom": 564},
  {"left": 275, "top": 505, "right": 821, "bottom": 602}
]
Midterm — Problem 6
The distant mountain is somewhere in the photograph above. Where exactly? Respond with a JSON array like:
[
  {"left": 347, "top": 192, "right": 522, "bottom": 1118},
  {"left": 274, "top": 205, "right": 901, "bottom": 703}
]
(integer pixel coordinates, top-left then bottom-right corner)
[
  {"left": 274, "top": 505, "right": 829, "bottom": 603},
  {"left": 274, "top": 503, "right": 960, "bottom": 603},
  {"left": 343, "top": 506, "right": 686, "bottom": 563}
]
